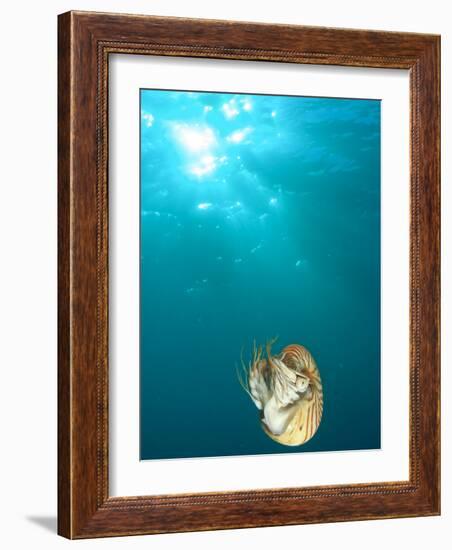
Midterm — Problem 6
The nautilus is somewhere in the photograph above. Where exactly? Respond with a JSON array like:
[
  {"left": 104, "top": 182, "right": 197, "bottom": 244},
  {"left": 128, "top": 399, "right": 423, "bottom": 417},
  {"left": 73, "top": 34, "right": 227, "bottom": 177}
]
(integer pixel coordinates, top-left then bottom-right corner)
[{"left": 238, "top": 339, "right": 323, "bottom": 446}]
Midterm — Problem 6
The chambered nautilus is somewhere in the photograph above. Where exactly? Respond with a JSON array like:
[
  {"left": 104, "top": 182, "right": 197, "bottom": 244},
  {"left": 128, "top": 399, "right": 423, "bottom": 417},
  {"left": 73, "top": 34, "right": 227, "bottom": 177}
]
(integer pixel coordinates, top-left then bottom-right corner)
[{"left": 238, "top": 339, "right": 323, "bottom": 446}]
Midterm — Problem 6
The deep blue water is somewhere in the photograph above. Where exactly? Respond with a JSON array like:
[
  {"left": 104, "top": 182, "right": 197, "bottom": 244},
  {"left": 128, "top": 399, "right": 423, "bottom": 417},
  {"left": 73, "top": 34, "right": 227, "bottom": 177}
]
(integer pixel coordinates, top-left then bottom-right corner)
[{"left": 140, "top": 90, "right": 381, "bottom": 460}]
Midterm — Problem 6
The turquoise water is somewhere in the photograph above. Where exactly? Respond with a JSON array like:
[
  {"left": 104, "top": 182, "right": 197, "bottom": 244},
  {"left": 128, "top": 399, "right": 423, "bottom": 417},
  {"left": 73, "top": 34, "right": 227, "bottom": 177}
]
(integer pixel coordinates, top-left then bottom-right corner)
[{"left": 140, "top": 90, "right": 381, "bottom": 460}]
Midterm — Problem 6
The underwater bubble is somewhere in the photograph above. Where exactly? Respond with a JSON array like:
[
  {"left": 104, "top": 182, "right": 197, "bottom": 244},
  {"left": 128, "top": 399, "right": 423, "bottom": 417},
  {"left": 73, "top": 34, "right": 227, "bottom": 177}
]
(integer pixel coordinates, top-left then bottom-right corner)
[
  {"left": 197, "top": 202, "right": 212, "bottom": 210},
  {"left": 221, "top": 99, "right": 239, "bottom": 119},
  {"left": 190, "top": 155, "right": 216, "bottom": 177},
  {"left": 141, "top": 111, "right": 154, "bottom": 127},
  {"left": 227, "top": 127, "right": 252, "bottom": 144}
]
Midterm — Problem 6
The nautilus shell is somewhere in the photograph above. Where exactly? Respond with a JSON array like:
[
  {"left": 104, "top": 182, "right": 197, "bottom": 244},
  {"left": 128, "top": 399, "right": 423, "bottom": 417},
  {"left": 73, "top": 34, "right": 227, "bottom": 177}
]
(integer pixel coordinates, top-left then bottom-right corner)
[{"left": 238, "top": 339, "right": 323, "bottom": 446}]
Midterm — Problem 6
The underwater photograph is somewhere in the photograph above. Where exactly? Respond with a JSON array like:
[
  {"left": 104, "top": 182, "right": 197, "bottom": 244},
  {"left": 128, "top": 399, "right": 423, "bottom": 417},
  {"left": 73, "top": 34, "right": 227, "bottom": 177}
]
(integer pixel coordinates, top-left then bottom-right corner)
[{"left": 140, "top": 89, "right": 381, "bottom": 460}]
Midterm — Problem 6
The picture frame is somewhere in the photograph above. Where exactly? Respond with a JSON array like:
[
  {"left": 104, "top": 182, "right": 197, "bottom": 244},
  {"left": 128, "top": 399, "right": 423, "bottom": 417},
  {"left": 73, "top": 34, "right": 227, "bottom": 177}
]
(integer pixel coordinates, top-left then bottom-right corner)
[{"left": 58, "top": 10, "right": 440, "bottom": 539}]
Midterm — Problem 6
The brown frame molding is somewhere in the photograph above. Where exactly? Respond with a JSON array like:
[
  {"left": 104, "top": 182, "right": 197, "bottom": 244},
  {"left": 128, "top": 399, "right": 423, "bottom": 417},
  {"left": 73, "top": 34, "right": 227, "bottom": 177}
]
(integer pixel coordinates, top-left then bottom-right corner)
[{"left": 58, "top": 10, "right": 440, "bottom": 539}]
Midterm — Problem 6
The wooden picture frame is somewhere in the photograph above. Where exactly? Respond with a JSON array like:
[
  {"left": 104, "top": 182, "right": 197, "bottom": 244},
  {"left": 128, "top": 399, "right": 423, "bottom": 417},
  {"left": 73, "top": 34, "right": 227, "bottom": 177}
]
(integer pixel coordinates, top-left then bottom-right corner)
[{"left": 58, "top": 10, "right": 440, "bottom": 539}]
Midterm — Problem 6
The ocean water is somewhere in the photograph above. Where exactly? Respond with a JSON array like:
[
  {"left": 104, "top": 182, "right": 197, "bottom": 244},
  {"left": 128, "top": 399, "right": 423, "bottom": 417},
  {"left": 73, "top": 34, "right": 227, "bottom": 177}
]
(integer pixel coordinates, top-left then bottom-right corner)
[{"left": 140, "top": 90, "right": 381, "bottom": 460}]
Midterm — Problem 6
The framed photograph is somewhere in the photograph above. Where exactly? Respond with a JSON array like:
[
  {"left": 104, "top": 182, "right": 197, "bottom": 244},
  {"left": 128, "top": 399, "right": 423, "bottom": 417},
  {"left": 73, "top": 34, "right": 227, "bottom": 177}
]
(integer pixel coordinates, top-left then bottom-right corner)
[{"left": 58, "top": 11, "right": 440, "bottom": 539}]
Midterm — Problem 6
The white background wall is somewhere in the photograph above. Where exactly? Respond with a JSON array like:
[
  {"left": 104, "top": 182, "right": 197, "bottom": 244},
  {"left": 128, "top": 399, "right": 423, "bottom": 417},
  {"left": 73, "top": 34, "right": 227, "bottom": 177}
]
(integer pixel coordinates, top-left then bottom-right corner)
[{"left": 0, "top": 0, "right": 449, "bottom": 548}]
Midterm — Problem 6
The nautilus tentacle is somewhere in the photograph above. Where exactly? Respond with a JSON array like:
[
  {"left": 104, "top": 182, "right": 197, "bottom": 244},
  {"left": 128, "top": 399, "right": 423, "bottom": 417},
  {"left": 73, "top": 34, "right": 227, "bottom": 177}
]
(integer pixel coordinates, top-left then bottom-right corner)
[{"left": 239, "top": 340, "right": 323, "bottom": 446}]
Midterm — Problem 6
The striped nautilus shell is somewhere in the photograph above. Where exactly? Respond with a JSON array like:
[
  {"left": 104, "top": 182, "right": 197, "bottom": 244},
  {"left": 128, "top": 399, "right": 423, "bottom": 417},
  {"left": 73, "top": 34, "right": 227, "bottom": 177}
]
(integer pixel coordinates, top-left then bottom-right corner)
[{"left": 238, "top": 339, "right": 323, "bottom": 446}]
